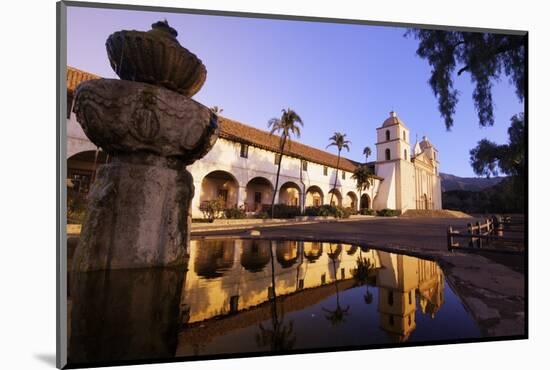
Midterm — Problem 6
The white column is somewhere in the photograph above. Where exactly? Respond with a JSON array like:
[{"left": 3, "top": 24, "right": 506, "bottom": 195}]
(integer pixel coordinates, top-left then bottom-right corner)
[
  {"left": 191, "top": 180, "right": 203, "bottom": 218},
  {"left": 238, "top": 186, "right": 247, "bottom": 209}
]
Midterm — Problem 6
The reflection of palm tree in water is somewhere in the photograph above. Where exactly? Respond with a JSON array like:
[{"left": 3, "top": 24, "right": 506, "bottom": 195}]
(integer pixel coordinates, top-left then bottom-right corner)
[
  {"left": 322, "top": 244, "right": 350, "bottom": 326},
  {"left": 353, "top": 250, "right": 374, "bottom": 305},
  {"left": 255, "top": 242, "right": 296, "bottom": 351}
]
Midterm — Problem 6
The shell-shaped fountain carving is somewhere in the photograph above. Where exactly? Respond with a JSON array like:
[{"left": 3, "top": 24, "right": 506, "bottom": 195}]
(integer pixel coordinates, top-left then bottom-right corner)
[{"left": 106, "top": 20, "right": 207, "bottom": 97}]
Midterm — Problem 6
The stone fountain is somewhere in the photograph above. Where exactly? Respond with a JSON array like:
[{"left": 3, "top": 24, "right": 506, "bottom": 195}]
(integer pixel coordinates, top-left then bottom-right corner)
[
  {"left": 67, "top": 21, "right": 217, "bottom": 365},
  {"left": 71, "top": 20, "right": 218, "bottom": 271}
]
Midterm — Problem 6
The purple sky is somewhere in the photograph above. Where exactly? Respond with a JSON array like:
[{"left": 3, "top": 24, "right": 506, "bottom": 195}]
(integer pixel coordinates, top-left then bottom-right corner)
[{"left": 67, "top": 6, "right": 524, "bottom": 177}]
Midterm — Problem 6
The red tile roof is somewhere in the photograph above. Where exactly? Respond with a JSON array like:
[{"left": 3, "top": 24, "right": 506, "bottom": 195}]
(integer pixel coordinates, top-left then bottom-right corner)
[
  {"left": 218, "top": 117, "right": 360, "bottom": 172},
  {"left": 66, "top": 66, "right": 375, "bottom": 175},
  {"left": 67, "top": 66, "right": 100, "bottom": 94}
]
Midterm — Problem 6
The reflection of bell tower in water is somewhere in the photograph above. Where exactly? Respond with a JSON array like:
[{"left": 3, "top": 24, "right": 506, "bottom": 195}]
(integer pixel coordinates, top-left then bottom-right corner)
[{"left": 376, "top": 253, "right": 445, "bottom": 342}]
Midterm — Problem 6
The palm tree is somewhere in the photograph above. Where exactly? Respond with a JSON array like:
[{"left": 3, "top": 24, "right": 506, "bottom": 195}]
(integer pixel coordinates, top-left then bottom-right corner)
[
  {"left": 352, "top": 164, "right": 374, "bottom": 209},
  {"left": 268, "top": 108, "right": 304, "bottom": 218},
  {"left": 352, "top": 254, "right": 374, "bottom": 305},
  {"left": 363, "top": 146, "right": 372, "bottom": 162},
  {"left": 210, "top": 106, "right": 223, "bottom": 114},
  {"left": 322, "top": 244, "right": 350, "bottom": 326},
  {"left": 327, "top": 132, "right": 351, "bottom": 205},
  {"left": 255, "top": 241, "right": 296, "bottom": 351}
]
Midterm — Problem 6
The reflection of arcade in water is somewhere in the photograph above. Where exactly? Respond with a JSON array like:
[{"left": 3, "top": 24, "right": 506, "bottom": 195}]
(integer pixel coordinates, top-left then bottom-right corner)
[{"left": 178, "top": 239, "right": 445, "bottom": 349}]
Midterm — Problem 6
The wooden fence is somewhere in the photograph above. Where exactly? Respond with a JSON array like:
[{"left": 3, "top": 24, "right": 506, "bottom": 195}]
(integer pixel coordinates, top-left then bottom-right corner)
[{"left": 447, "top": 215, "right": 524, "bottom": 253}]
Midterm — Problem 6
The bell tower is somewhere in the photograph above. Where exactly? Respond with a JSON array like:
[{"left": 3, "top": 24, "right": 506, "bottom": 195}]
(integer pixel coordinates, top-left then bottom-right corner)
[
  {"left": 375, "top": 111, "right": 411, "bottom": 162},
  {"left": 373, "top": 111, "right": 414, "bottom": 211}
]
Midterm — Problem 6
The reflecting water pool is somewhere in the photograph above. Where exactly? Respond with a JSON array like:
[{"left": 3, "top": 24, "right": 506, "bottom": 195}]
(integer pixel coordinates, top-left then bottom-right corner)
[{"left": 68, "top": 239, "right": 481, "bottom": 365}]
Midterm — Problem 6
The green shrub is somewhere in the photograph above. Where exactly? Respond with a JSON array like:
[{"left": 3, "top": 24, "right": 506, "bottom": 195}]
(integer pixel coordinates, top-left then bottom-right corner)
[
  {"left": 318, "top": 205, "right": 335, "bottom": 217},
  {"left": 224, "top": 206, "right": 246, "bottom": 219},
  {"left": 272, "top": 204, "right": 302, "bottom": 218},
  {"left": 341, "top": 207, "right": 354, "bottom": 218},
  {"left": 304, "top": 205, "right": 352, "bottom": 218},
  {"left": 200, "top": 198, "right": 225, "bottom": 221},
  {"left": 376, "top": 208, "right": 401, "bottom": 217},
  {"left": 255, "top": 211, "right": 269, "bottom": 219},
  {"left": 304, "top": 206, "right": 321, "bottom": 216},
  {"left": 360, "top": 208, "right": 375, "bottom": 216}
]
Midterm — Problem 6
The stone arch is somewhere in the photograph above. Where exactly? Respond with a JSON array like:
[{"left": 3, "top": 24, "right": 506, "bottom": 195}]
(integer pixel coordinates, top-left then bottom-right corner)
[
  {"left": 245, "top": 177, "right": 274, "bottom": 212},
  {"left": 194, "top": 239, "right": 235, "bottom": 279},
  {"left": 305, "top": 185, "right": 324, "bottom": 207},
  {"left": 326, "top": 243, "right": 342, "bottom": 260},
  {"left": 385, "top": 148, "right": 391, "bottom": 161},
  {"left": 345, "top": 191, "right": 358, "bottom": 210},
  {"left": 276, "top": 240, "right": 298, "bottom": 268},
  {"left": 200, "top": 170, "right": 239, "bottom": 208},
  {"left": 303, "top": 242, "right": 323, "bottom": 263},
  {"left": 328, "top": 188, "right": 342, "bottom": 207},
  {"left": 360, "top": 193, "right": 371, "bottom": 210},
  {"left": 345, "top": 244, "right": 359, "bottom": 255},
  {"left": 279, "top": 181, "right": 301, "bottom": 206},
  {"left": 67, "top": 149, "right": 109, "bottom": 194},
  {"left": 240, "top": 239, "right": 271, "bottom": 272}
]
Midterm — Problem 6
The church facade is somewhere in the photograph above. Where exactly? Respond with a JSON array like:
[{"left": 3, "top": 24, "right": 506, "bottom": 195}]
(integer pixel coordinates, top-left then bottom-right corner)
[
  {"left": 373, "top": 111, "right": 442, "bottom": 211},
  {"left": 65, "top": 66, "right": 441, "bottom": 218}
]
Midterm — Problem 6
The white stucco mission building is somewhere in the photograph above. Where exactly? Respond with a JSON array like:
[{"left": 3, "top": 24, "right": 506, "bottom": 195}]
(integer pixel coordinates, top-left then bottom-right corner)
[{"left": 66, "top": 67, "right": 442, "bottom": 218}]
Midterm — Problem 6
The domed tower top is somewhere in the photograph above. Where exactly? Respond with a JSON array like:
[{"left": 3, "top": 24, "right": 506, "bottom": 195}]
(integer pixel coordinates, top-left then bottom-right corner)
[
  {"left": 382, "top": 111, "right": 408, "bottom": 128},
  {"left": 412, "top": 135, "right": 439, "bottom": 167}
]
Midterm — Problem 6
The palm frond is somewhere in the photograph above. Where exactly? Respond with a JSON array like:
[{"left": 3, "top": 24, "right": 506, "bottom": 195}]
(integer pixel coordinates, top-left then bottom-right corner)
[{"left": 291, "top": 125, "right": 301, "bottom": 138}]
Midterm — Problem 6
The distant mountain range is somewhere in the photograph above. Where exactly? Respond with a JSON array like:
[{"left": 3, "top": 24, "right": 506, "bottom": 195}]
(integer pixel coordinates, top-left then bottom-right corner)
[{"left": 439, "top": 172, "right": 505, "bottom": 192}]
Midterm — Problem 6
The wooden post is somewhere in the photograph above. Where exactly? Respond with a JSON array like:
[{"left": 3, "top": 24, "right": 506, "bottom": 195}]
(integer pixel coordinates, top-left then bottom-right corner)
[
  {"left": 447, "top": 226, "right": 453, "bottom": 250},
  {"left": 467, "top": 223, "right": 473, "bottom": 247},
  {"left": 485, "top": 219, "right": 493, "bottom": 245},
  {"left": 476, "top": 221, "right": 482, "bottom": 248},
  {"left": 447, "top": 226, "right": 459, "bottom": 250}
]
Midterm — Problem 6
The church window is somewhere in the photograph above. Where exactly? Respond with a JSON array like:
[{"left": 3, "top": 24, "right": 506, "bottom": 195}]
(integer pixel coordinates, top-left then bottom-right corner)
[
  {"left": 403, "top": 130, "right": 406, "bottom": 141},
  {"left": 404, "top": 149, "right": 407, "bottom": 160},
  {"left": 302, "top": 160, "right": 308, "bottom": 171},
  {"left": 385, "top": 148, "right": 391, "bottom": 160},
  {"left": 323, "top": 166, "right": 328, "bottom": 176},
  {"left": 385, "top": 130, "right": 390, "bottom": 141},
  {"left": 342, "top": 171, "right": 346, "bottom": 180},
  {"left": 274, "top": 153, "right": 281, "bottom": 165},
  {"left": 240, "top": 143, "right": 249, "bottom": 158}
]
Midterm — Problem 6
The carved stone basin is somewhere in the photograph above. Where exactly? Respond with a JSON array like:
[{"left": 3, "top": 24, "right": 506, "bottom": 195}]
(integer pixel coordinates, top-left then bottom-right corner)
[
  {"left": 106, "top": 20, "right": 207, "bottom": 97},
  {"left": 73, "top": 79, "right": 218, "bottom": 165}
]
